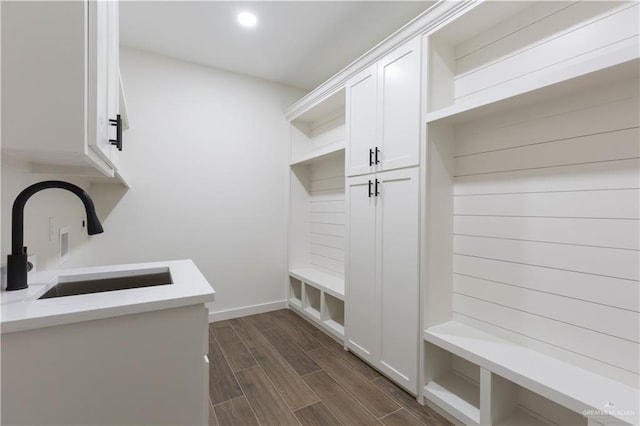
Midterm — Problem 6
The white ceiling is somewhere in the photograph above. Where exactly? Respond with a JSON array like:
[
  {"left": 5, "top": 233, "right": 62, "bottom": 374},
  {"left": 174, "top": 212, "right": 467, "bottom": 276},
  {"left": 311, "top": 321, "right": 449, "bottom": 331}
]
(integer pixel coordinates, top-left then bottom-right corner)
[{"left": 120, "top": 1, "right": 434, "bottom": 91}]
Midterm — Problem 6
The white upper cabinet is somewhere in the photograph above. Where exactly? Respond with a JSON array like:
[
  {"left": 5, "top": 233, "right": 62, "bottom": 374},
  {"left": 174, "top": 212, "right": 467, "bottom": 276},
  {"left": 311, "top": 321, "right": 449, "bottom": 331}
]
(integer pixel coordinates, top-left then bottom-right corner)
[
  {"left": 2, "top": 0, "right": 123, "bottom": 180},
  {"left": 378, "top": 38, "right": 421, "bottom": 173},
  {"left": 346, "top": 38, "right": 421, "bottom": 177},
  {"left": 346, "top": 66, "right": 378, "bottom": 176},
  {"left": 90, "top": 0, "right": 121, "bottom": 169}
]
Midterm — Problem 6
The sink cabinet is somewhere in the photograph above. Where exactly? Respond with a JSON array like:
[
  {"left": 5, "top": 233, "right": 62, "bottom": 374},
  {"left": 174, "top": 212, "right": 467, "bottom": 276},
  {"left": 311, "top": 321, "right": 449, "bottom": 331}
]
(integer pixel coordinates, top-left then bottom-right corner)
[
  {"left": 1, "top": 304, "right": 210, "bottom": 425},
  {"left": 1, "top": 0, "right": 124, "bottom": 181}
]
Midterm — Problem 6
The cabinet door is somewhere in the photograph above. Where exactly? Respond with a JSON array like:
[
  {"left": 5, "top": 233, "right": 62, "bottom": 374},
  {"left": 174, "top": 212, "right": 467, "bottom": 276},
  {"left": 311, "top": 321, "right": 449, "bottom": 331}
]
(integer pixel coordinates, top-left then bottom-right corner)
[
  {"left": 88, "top": 0, "right": 120, "bottom": 169},
  {"left": 376, "top": 167, "right": 419, "bottom": 393},
  {"left": 345, "top": 175, "right": 378, "bottom": 362},
  {"left": 378, "top": 38, "right": 421, "bottom": 172},
  {"left": 346, "top": 65, "right": 378, "bottom": 177},
  {"left": 88, "top": 0, "right": 113, "bottom": 165},
  {"left": 106, "top": 0, "right": 121, "bottom": 168}
]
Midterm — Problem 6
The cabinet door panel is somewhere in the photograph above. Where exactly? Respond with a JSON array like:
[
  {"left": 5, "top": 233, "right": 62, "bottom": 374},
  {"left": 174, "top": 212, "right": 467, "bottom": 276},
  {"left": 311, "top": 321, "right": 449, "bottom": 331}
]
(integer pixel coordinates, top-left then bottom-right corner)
[
  {"left": 106, "top": 0, "right": 120, "bottom": 168},
  {"left": 346, "top": 176, "right": 378, "bottom": 361},
  {"left": 379, "top": 38, "right": 421, "bottom": 172},
  {"left": 377, "top": 167, "right": 419, "bottom": 393},
  {"left": 346, "top": 66, "right": 378, "bottom": 177},
  {"left": 88, "top": 0, "right": 112, "bottom": 164}
]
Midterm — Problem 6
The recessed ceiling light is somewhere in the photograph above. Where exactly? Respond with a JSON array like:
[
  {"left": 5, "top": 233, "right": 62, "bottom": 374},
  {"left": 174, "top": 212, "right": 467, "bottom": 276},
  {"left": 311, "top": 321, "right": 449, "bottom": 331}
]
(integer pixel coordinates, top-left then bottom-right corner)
[{"left": 237, "top": 12, "right": 257, "bottom": 28}]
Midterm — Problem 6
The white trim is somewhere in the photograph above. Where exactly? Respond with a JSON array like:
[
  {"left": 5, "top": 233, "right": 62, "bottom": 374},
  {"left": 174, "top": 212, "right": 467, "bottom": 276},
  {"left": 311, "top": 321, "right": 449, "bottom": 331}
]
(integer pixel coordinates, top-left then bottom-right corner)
[
  {"left": 284, "top": 0, "right": 472, "bottom": 121},
  {"left": 208, "top": 300, "right": 287, "bottom": 322}
]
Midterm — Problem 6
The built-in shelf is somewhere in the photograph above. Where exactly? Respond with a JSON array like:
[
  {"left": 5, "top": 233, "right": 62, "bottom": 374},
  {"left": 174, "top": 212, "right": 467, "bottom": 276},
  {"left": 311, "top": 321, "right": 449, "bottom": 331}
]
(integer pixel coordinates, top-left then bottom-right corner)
[
  {"left": 426, "top": 57, "right": 639, "bottom": 125},
  {"left": 424, "top": 321, "right": 639, "bottom": 425},
  {"left": 289, "top": 88, "right": 345, "bottom": 166},
  {"left": 290, "top": 144, "right": 345, "bottom": 167},
  {"left": 422, "top": 2, "right": 638, "bottom": 424},
  {"left": 288, "top": 82, "right": 346, "bottom": 342},
  {"left": 425, "top": 1, "right": 639, "bottom": 126},
  {"left": 424, "top": 372, "right": 480, "bottom": 426}
]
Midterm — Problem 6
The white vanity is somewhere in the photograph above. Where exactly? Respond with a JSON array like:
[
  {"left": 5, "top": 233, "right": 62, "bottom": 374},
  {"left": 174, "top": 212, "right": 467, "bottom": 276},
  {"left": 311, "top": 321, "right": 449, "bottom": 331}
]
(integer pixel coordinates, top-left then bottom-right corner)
[{"left": 1, "top": 259, "right": 214, "bottom": 426}]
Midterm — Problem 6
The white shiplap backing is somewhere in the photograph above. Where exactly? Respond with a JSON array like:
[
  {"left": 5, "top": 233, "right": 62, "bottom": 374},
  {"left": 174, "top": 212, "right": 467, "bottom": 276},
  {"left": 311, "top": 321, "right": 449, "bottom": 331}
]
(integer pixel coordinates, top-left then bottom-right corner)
[
  {"left": 451, "top": 76, "right": 640, "bottom": 386},
  {"left": 308, "top": 156, "right": 345, "bottom": 276}
]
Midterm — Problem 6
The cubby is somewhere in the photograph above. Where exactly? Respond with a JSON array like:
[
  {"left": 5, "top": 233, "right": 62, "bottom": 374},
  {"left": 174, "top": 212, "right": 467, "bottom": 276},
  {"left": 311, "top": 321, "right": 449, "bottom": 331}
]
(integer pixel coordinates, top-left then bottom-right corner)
[
  {"left": 424, "top": 342, "right": 480, "bottom": 425},
  {"left": 322, "top": 292, "right": 344, "bottom": 337},
  {"left": 303, "top": 285, "right": 321, "bottom": 320},
  {"left": 289, "top": 276, "right": 302, "bottom": 308},
  {"left": 484, "top": 372, "right": 587, "bottom": 426}
]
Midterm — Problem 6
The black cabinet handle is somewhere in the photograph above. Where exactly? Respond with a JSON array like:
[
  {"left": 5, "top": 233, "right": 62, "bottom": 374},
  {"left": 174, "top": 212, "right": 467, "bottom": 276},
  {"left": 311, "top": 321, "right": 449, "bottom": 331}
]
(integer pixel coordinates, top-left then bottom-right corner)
[
  {"left": 369, "top": 148, "right": 374, "bottom": 166},
  {"left": 109, "top": 114, "right": 123, "bottom": 151},
  {"left": 375, "top": 147, "right": 381, "bottom": 165},
  {"left": 375, "top": 179, "right": 380, "bottom": 196},
  {"left": 368, "top": 180, "right": 373, "bottom": 197}
]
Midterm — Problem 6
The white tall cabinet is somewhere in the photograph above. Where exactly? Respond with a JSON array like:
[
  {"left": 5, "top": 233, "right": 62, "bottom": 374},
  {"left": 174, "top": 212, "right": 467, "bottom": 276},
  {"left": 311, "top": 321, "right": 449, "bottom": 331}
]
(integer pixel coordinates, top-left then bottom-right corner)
[
  {"left": 346, "top": 167, "right": 420, "bottom": 393},
  {"left": 345, "top": 37, "right": 422, "bottom": 395}
]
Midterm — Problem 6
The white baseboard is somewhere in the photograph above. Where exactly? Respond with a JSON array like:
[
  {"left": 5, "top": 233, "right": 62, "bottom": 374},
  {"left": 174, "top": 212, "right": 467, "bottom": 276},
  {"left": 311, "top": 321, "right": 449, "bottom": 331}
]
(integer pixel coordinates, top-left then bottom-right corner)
[{"left": 208, "top": 300, "right": 288, "bottom": 322}]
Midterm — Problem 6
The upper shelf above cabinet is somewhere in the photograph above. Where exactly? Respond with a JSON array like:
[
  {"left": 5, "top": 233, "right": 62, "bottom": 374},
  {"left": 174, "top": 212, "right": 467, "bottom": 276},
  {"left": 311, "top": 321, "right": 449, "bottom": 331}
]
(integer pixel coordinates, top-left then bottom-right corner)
[
  {"left": 1, "top": 0, "right": 128, "bottom": 187},
  {"left": 424, "top": 1, "right": 639, "bottom": 124},
  {"left": 289, "top": 88, "right": 346, "bottom": 166}
]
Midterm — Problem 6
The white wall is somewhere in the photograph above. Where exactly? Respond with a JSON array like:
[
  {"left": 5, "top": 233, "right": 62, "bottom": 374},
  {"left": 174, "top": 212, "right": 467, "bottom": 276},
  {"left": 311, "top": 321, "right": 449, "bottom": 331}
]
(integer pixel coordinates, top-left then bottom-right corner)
[{"left": 66, "top": 47, "right": 306, "bottom": 314}]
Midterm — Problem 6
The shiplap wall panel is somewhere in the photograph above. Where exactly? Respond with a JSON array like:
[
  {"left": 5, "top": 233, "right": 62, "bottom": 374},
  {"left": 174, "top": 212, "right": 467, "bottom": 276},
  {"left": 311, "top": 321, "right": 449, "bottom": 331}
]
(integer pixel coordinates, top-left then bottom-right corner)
[
  {"left": 309, "top": 200, "right": 345, "bottom": 213},
  {"left": 454, "top": 127, "right": 639, "bottom": 176},
  {"left": 454, "top": 274, "right": 639, "bottom": 342},
  {"left": 453, "top": 295, "right": 639, "bottom": 374},
  {"left": 310, "top": 233, "right": 344, "bottom": 250},
  {"left": 310, "top": 176, "right": 345, "bottom": 192},
  {"left": 309, "top": 212, "right": 345, "bottom": 225},
  {"left": 454, "top": 1, "right": 571, "bottom": 63},
  {"left": 454, "top": 189, "right": 639, "bottom": 219},
  {"left": 453, "top": 235, "right": 638, "bottom": 281},
  {"left": 310, "top": 223, "right": 343, "bottom": 237},
  {"left": 455, "top": 1, "right": 620, "bottom": 75},
  {"left": 451, "top": 67, "right": 639, "bottom": 381},
  {"left": 454, "top": 216, "right": 639, "bottom": 250},
  {"left": 454, "top": 3, "right": 638, "bottom": 99},
  {"left": 453, "top": 255, "right": 639, "bottom": 312},
  {"left": 454, "top": 95, "right": 639, "bottom": 157},
  {"left": 308, "top": 157, "right": 345, "bottom": 276},
  {"left": 454, "top": 159, "right": 640, "bottom": 195},
  {"left": 451, "top": 355, "right": 480, "bottom": 384}
]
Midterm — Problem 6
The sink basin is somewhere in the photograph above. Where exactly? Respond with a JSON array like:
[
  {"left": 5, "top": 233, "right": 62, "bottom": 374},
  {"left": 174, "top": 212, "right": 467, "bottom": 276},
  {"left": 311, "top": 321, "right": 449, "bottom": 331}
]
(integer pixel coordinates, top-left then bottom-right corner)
[{"left": 38, "top": 268, "right": 173, "bottom": 299}]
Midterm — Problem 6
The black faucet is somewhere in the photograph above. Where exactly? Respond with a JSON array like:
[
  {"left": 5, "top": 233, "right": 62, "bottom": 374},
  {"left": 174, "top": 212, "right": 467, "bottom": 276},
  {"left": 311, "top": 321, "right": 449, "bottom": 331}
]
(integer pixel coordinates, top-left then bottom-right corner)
[{"left": 6, "top": 180, "right": 104, "bottom": 291}]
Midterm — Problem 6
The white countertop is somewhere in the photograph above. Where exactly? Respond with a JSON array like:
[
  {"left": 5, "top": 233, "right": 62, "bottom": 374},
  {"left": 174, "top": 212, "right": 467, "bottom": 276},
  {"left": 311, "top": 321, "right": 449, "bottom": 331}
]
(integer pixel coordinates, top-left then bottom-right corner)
[{"left": 0, "top": 259, "right": 215, "bottom": 334}]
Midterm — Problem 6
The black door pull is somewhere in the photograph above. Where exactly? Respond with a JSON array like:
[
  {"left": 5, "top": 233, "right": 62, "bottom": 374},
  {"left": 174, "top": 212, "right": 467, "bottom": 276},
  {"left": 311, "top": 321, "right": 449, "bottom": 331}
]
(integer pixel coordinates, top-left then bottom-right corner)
[
  {"left": 109, "top": 114, "right": 123, "bottom": 151},
  {"left": 375, "top": 179, "right": 380, "bottom": 196},
  {"left": 375, "top": 147, "right": 381, "bottom": 165},
  {"left": 369, "top": 148, "right": 374, "bottom": 166},
  {"left": 368, "top": 180, "right": 373, "bottom": 197}
]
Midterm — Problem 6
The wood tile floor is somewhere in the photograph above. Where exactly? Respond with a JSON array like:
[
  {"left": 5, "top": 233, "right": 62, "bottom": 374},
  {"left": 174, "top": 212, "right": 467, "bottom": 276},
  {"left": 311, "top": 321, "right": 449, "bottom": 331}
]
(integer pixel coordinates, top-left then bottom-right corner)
[{"left": 208, "top": 309, "right": 451, "bottom": 426}]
